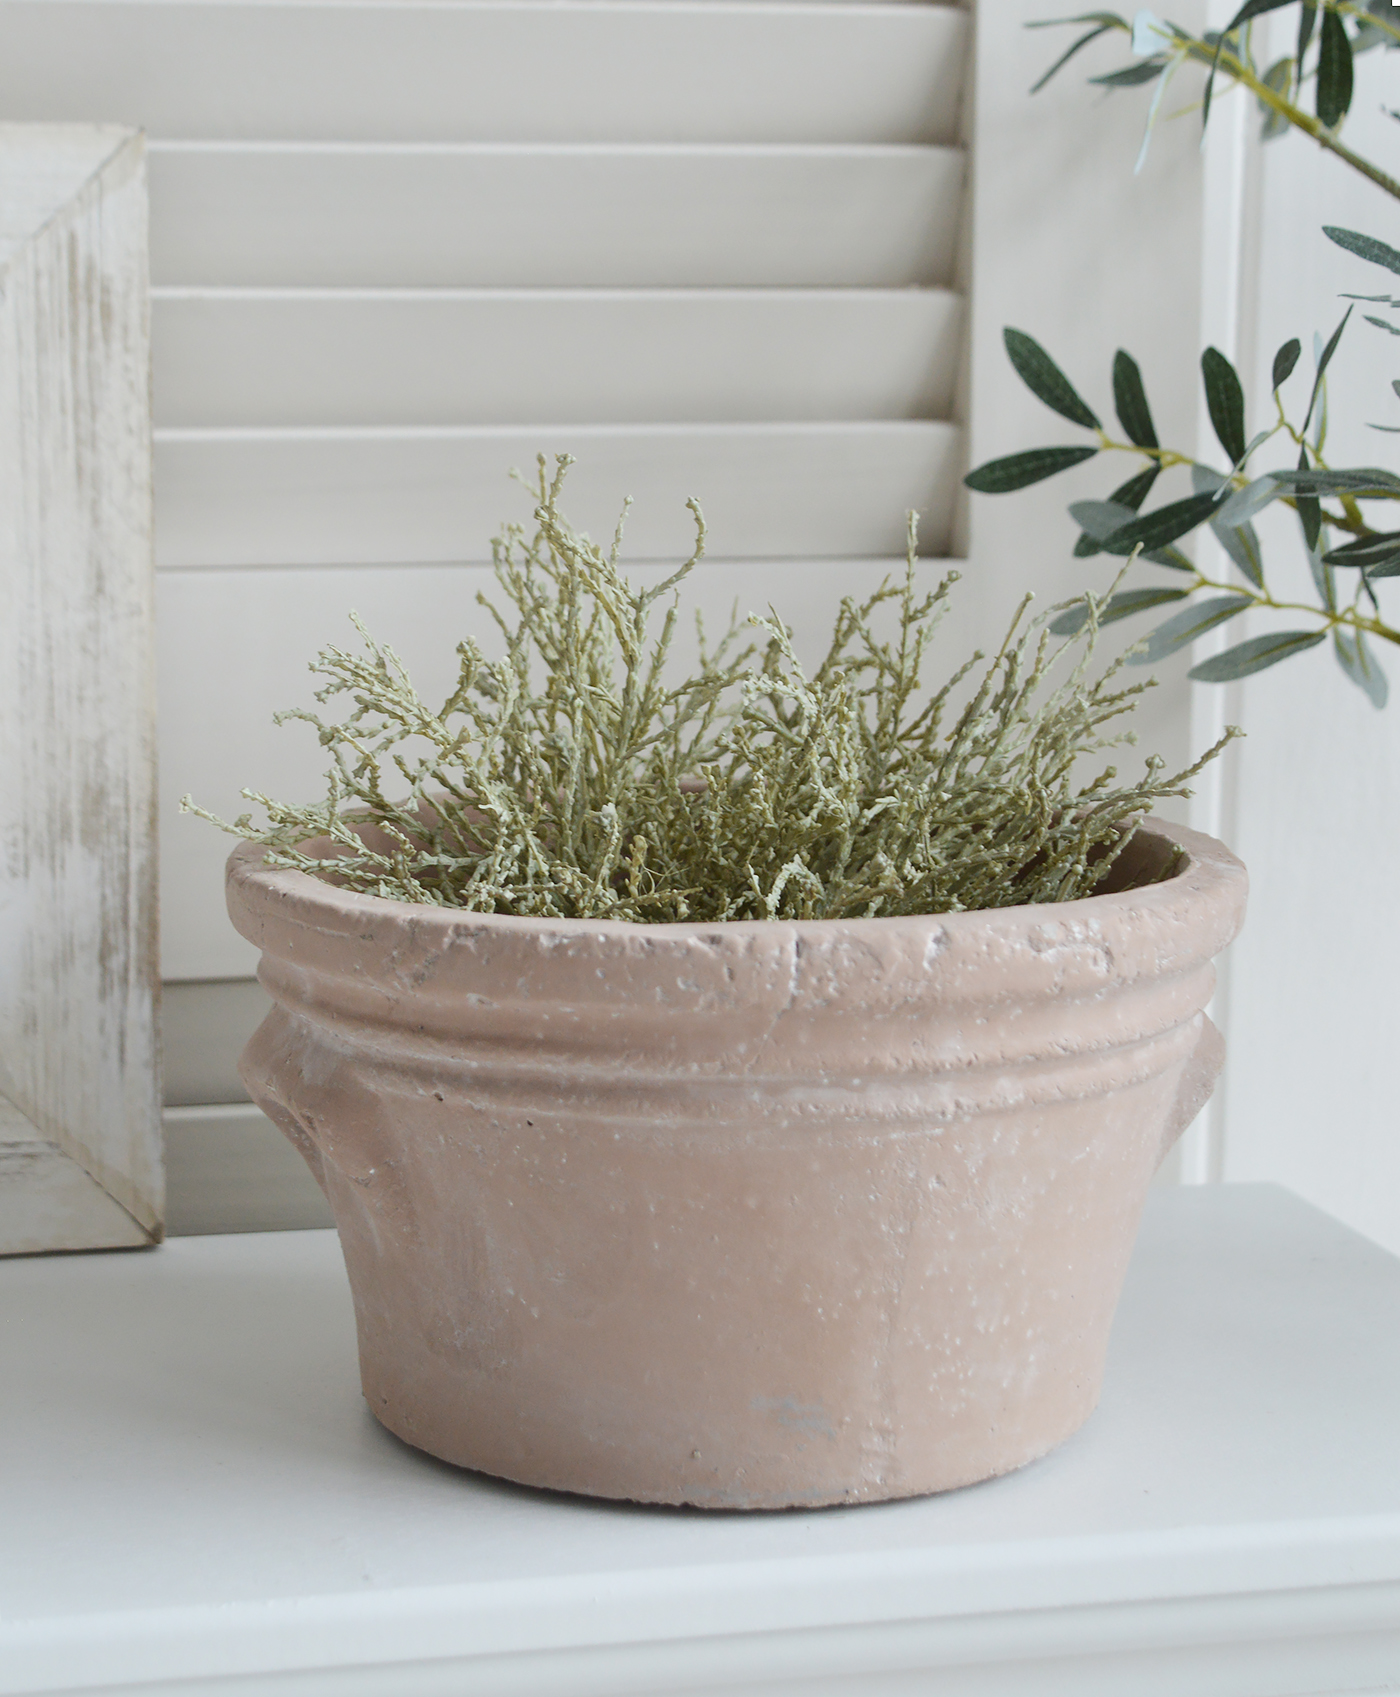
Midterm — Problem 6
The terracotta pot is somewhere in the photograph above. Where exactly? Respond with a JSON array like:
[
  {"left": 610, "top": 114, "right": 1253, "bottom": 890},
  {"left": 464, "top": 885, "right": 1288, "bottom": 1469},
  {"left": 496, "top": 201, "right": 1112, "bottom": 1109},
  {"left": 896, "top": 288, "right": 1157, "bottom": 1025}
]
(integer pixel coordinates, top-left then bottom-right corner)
[{"left": 227, "top": 818, "right": 1245, "bottom": 1509}]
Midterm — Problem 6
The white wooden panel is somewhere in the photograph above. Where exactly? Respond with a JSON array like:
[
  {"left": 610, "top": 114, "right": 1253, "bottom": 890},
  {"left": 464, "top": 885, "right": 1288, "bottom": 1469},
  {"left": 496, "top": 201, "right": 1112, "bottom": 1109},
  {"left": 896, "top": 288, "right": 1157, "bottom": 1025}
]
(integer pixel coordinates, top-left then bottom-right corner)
[
  {"left": 0, "top": 1105, "right": 157, "bottom": 1255},
  {"left": 0, "top": 124, "right": 161, "bottom": 1254},
  {"left": 152, "top": 289, "right": 962, "bottom": 427},
  {"left": 153, "top": 421, "right": 960, "bottom": 567},
  {"left": 157, "top": 553, "right": 961, "bottom": 979},
  {"left": 148, "top": 142, "right": 964, "bottom": 289},
  {"left": 0, "top": 2, "right": 966, "bottom": 145}
]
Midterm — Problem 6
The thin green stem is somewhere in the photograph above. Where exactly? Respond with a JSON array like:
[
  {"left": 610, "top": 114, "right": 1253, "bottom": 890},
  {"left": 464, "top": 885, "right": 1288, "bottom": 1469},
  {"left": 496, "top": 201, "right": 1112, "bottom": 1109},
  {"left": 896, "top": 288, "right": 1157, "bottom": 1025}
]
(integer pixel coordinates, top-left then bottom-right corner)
[
  {"left": 1094, "top": 433, "right": 1396, "bottom": 539},
  {"left": 1193, "top": 571, "right": 1400, "bottom": 645},
  {"left": 1087, "top": 16, "right": 1400, "bottom": 202},
  {"left": 1190, "top": 38, "right": 1400, "bottom": 201},
  {"left": 1094, "top": 433, "right": 1194, "bottom": 469}
]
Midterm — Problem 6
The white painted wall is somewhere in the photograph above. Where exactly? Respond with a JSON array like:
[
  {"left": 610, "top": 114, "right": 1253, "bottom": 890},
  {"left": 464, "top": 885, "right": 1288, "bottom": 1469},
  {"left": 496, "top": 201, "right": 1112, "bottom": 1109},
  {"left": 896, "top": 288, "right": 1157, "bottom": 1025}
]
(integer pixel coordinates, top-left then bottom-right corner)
[
  {"left": 965, "top": 7, "right": 1400, "bottom": 1255},
  {"left": 1208, "top": 31, "right": 1400, "bottom": 1255},
  {"left": 964, "top": 0, "right": 1206, "bottom": 804}
]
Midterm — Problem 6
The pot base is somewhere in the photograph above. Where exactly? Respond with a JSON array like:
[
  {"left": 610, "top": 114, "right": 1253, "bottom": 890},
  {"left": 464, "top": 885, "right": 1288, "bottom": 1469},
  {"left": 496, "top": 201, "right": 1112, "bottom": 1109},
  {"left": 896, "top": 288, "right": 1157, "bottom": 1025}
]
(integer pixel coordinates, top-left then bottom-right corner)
[
  {"left": 363, "top": 1380, "right": 1093, "bottom": 1510},
  {"left": 230, "top": 819, "right": 1247, "bottom": 1512}
]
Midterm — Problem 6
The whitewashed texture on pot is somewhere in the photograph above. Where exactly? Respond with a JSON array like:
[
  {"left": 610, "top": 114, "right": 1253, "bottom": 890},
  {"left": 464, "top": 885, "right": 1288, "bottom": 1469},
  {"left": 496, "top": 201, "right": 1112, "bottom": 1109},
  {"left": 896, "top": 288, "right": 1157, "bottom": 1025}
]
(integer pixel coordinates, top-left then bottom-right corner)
[{"left": 0, "top": 124, "right": 161, "bottom": 1254}]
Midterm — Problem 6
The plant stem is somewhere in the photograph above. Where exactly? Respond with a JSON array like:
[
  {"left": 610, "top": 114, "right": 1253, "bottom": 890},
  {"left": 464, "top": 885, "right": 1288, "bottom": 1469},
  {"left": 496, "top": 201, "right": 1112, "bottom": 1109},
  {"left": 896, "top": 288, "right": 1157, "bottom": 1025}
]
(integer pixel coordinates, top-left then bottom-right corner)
[
  {"left": 1187, "top": 38, "right": 1400, "bottom": 202},
  {"left": 1192, "top": 571, "right": 1400, "bottom": 645},
  {"left": 1088, "top": 16, "right": 1400, "bottom": 201},
  {"left": 1094, "top": 435, "right": 1397, "bottom": 539},
  {"left": 1094, "top": 434, "right": 1195, "bottom": 469}
]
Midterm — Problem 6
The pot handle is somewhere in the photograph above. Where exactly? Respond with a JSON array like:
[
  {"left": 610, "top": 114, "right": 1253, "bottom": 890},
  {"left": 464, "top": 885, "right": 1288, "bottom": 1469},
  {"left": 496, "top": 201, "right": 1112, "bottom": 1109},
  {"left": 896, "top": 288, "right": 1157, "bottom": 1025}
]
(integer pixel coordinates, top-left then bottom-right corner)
[
  {"left": 1158, "top": 1012, "right": 1225, "bottom": 1168},
  {"left": 238, "top": 1012, "right": 330, "bottom": 1197}
]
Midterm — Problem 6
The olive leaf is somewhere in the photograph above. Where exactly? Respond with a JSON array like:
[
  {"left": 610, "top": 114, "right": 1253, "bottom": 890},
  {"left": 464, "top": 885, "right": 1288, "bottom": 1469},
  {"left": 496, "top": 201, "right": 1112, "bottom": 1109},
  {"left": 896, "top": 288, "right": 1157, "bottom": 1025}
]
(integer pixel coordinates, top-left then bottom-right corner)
[
  {"left": 1026, "top": 12, "right": 1134, "bottom": 93},
  {"left": 1351, "top": 0, "right": 1400, "bottom": 54},
  {"left": 1323, "top": 225, "right": 1400, "bottom": 276},
  {"left": 1048, "top": 586, "right": 1189, "bottom": 636},
  {"left": 1069, "top": 496, "right": 1193, "bottom": 567},
  {"left": 1189, "top": 629, "right": 1327, "bottom": 681},
  {"left": 1202, "top": 346, "right": 1248, "bottom": 465},
  {"left": 1029, "top": 21, "right": 1118, "bottom": 94},
  {"left": 1190, "top": 463, "right": 1264, "bottom": 588},
  {"left": 1334, "top": 628, "right": 1389, "bottom": 708},
  {"left": 1213, "top": 515, "right": 1266, "bottom": 588},
  {"left": 1321, "top": 528, "right": 1400, "bottom": 572},
  {"left": 1214, "top": 474, "right": 1282, "bottom": 529},
  {"left": 1308, "top": 534, "right": 1337, "bottom": 611},
  {"left": 1126, "top": 594, "right": 1253, "bottom": 666},
  {"left": 1072, "top": 465, "right": 1159, "bottom": 555},
  {"left": 1271, "top": 338, "right": 1301, "bottom": 390},
  {"left": 1258, "top": 56, "right": 1293, "bottom": 139},
  {"left": 1025, "top": 10, "right": 1131, "bottom": 26},
  {"left": 1112, "top": 350, "right": 1158, "bottom": 447},
  {"left": 1004, "top": 329, "right": 1101, "bottom": 428},
  {"left": 1297, "top": 0, "right": 1318, "bottom": 66},
  {"left": 1130, "top": 10, "right": 1177, "bottom": 53},
  {"left": 1273, "top": 464, "right": 1400, "bottom": 495},
  {"left": 1316, "top": 4, "right": 1355, "bottom": 129},
  {"left": 1296, "top": 444, "right": 1323, "bottom": 554},
  {"left": 1091, "top": 59, "right": 1168, "bottom": 85},
  {"left": 1109, "top": 464, "right": 1160, "bottom": 510},
  {"left": 964, "top": 445, "right": 1099, "bottom": 493},
  {"left": 1301, "top": 304, "right": 1353, "bottom": 433},
  {"left": 1103, "top": 490, "right": 1222, "bottom": 553}
]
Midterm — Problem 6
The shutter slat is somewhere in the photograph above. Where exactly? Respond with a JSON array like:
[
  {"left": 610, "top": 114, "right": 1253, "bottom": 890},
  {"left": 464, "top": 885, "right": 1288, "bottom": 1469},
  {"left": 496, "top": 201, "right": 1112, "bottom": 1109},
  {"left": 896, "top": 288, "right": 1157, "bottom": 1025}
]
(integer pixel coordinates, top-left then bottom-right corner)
[
  {"left": 154, "top": 421, "right": 959, "bottom": 566},
  {"left": 0, "top": 1, "right": 967, "bottom": 145},
  {"left": 148, "top": 142, "right": 964, "bottom": 289},
  {"left": 152, "top": 289, "right": 963, "bottom": 427}
]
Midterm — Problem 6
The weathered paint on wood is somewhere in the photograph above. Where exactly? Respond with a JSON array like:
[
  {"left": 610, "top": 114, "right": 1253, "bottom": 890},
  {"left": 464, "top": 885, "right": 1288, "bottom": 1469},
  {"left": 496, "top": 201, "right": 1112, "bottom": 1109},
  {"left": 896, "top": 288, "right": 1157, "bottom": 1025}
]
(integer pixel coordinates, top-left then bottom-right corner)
[{"left": 0, "top": 124, "right": 161, "bottom": 1253}]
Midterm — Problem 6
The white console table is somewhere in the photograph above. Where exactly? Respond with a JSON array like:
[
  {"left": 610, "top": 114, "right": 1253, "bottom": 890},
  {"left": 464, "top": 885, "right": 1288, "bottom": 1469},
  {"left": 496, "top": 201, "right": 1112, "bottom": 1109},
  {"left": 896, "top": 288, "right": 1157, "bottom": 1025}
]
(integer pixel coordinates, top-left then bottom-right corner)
[{"left": 2, "top": 1185, "right": 1398, "bottom": 1697}]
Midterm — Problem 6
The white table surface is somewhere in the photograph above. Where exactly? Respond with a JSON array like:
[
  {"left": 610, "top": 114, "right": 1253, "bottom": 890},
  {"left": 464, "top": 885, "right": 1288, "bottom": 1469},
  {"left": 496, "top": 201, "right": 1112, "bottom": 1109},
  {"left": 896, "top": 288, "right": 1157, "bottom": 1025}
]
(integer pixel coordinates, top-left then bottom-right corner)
[{"left": 2, "top": 1184, "right": 1398, "bottom": 1697}]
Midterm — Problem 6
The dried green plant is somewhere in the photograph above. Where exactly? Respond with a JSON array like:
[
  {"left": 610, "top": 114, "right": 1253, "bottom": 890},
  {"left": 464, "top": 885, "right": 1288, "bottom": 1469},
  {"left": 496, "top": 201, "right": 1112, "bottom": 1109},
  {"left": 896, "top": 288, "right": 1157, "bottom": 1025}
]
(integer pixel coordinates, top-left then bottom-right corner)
[{"left": 183, "top": 457, "right": 1234, "bottom": 922}]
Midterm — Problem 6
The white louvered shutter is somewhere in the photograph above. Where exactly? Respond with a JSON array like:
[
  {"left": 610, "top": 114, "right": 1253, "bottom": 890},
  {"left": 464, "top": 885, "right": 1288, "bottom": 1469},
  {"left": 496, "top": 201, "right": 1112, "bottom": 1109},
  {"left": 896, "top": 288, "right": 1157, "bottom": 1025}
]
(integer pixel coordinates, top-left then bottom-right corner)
[{"left": 3, "top": 0, "right": 969, "bottom": 1227}]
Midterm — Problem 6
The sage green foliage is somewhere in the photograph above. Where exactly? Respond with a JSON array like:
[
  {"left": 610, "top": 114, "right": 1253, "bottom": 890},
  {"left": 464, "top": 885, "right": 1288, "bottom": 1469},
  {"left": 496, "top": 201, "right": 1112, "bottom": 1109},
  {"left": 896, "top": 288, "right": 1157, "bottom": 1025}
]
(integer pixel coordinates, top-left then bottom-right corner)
[
  {"left": 966, "top": 2, "right": 1400, "bottom": 708},
  {"left": 183, "top": 459, "right": 1228, "bottom": 922}
]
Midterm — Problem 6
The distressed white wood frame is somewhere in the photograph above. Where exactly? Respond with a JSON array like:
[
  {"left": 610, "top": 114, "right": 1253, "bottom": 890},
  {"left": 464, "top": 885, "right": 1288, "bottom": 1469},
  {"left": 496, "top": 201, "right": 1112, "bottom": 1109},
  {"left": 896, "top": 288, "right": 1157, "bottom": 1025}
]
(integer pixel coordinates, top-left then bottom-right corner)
[{"left": 0, "top": 124, "right": 161, "bottom": 1255}]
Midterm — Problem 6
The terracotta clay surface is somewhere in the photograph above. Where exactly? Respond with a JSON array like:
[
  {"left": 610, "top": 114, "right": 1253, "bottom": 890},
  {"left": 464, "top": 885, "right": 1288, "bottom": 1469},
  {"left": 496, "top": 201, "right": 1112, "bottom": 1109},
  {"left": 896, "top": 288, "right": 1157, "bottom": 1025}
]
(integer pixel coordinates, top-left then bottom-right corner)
[{"left": 228, "top": 819, "right": 1246, "bottom": 1509}]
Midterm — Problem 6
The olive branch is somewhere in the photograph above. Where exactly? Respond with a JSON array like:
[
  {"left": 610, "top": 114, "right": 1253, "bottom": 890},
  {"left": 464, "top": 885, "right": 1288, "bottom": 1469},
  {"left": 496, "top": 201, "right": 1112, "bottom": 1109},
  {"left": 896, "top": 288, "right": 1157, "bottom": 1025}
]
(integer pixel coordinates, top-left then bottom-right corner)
[{"left": 967, "top": 1, "right": 1400, "bottom": 707}]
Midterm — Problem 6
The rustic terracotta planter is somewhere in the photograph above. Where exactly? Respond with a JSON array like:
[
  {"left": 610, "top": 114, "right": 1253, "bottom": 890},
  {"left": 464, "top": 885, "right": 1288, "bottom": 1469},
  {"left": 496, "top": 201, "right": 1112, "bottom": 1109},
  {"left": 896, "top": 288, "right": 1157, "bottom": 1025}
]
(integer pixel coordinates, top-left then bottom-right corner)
[{"left": 227, "top": 818, "right": 1245, "bottom": 1509}]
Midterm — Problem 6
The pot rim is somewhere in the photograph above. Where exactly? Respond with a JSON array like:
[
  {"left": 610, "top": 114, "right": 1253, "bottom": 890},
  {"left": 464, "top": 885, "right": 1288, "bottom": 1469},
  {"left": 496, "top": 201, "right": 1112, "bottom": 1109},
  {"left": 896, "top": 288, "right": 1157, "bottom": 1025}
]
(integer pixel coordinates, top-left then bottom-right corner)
[{"left": 226, "top": 814, "right": 1244, "bottom": 946}]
